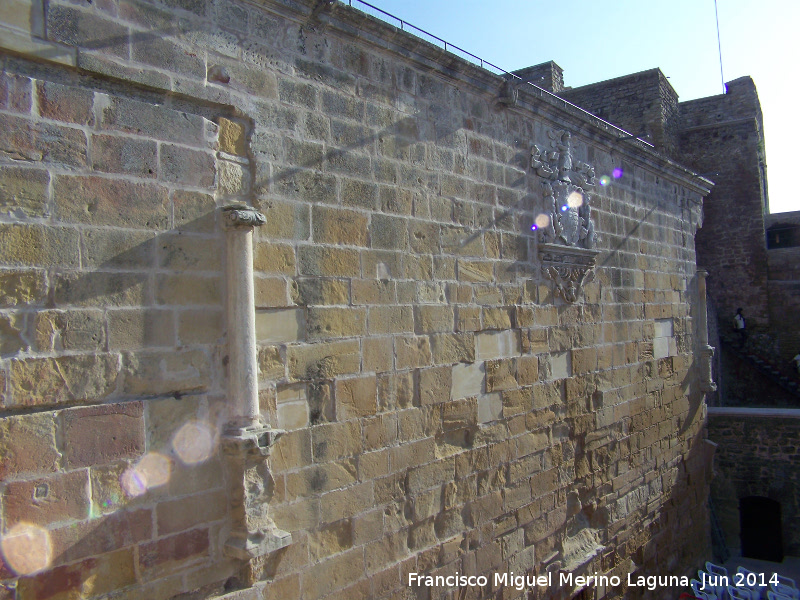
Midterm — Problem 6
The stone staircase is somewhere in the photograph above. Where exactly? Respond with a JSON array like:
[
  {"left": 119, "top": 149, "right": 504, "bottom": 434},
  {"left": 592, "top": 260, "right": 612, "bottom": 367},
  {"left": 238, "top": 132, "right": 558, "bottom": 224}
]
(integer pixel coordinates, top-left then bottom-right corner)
[{"left": 720, "top": 335, "right": 800, "bottom": 398}]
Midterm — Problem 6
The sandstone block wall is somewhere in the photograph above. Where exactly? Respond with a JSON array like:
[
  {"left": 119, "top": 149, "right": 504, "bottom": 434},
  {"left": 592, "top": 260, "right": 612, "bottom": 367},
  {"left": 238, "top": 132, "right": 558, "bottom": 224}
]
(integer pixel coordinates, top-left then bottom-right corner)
[
  {"left": 765, "top": 211, "right": 800, "bottom": 363},
  {"left": 680, "top": 77, "right": 770, "bottom": 331},
  {"left": 0, "top": 1, "right": 713, "bottom": 599},
  {"left": 707, "top": 408, "right": 800, "bottom": 556},
  {"left": 558, "top": 69, "right": 680, "bottom": 159}
]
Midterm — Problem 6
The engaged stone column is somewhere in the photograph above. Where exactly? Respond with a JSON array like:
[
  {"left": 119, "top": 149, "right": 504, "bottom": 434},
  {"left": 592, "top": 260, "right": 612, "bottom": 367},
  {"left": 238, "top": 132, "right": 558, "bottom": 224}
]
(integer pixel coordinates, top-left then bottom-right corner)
[
  {"left": 223, "top": 205, "right": 265, "bottom": 430},
  {"left": 221, "top": 204, "right": 291, "bottom": 564},
  {"left": 697, "top": 269, "right": 717, "bottom": 392}
]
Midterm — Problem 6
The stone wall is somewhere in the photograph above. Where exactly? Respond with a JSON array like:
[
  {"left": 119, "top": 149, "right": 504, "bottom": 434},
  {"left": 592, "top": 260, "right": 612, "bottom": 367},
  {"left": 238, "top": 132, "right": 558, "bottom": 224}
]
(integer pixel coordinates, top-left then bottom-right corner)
[
  {"left": 680, "top": 77, "right": 770, "bottom": 332},
  {"left": 558, "top": 69, "right": 680, "bottom": 159},
  {"left": 0, "top": 1, "right": 713, "bottom": 599},
  {"left": 766, "top": 211, "right": 800, "bottom": 363},
  {"left": 707, "top": 408, "right": 800, "bottom": 557}
]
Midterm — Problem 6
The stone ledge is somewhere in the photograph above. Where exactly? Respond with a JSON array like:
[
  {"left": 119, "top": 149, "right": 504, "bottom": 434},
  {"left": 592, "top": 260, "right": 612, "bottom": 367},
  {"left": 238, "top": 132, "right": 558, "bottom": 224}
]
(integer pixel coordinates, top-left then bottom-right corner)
[
  {"left": 0, "top": 25, "right": 76, "bottom": 67},
  {"left": 708, "top": 406, "right": 800, "bottom": 419}
]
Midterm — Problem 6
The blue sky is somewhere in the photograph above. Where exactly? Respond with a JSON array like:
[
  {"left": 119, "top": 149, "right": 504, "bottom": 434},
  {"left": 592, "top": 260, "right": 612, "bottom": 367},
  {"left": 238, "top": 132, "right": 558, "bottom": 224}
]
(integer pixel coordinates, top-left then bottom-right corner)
[{"left": 353, "top": 0, "right": 798, "bottom": 214}]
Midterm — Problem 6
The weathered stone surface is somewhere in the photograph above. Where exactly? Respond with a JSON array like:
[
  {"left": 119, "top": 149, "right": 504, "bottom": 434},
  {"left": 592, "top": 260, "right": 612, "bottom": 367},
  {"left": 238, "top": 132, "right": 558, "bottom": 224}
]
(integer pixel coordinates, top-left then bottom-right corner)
[
  {"left": 7, "top": 354, "right": 119, "bottom": 407},
  {"left": 0, "top": 166, "right": 49, "bottom": 217},
  {"left": 288, "top": 340, "right": 360, "bottom": 380},
  {"left": 53, "top": 175, "right": 170, "bottom": 229},
  {"left": 335, "top": 375, "right": 377, "bottom": 419},
  {"left": 3, "top": 469, "right": 90, "bottom": 527},
  {"left": 0, "top": 412, "right": 59, "bottom": 479},
  {"left": 91, "top": 134, "right": 158, "bottom": 178},
  {"left": 0, "top": 0, "right": 715, "bottom": 596},
  {"left": 121, "top": 350, "right": 209, "bottom": 396},
  {"left": 62, "top": 402, "right": 145, "bottom": 468},
  {"left": 34, "top": 310, "right": 106, "bottom": 352},
  {"left": 0, "top": 223, "right": 80, "bottom": 268},
  {"left": 0, "top": 270, "right": 46, "bottom": 307}
]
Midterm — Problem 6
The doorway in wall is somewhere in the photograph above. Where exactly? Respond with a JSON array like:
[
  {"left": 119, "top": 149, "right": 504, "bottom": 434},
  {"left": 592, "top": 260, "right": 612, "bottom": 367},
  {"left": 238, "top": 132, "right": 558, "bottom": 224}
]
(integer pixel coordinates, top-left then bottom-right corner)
[{"left": 740, "top": 496, "right": 783, "bottom": 562}]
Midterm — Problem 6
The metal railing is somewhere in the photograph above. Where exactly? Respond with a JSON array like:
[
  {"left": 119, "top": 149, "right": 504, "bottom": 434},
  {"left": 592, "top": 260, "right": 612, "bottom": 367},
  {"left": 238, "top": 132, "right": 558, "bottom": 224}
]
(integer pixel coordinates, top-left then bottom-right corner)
[{"left": 344, "top": 0, "right": 654, "bottom": 147}]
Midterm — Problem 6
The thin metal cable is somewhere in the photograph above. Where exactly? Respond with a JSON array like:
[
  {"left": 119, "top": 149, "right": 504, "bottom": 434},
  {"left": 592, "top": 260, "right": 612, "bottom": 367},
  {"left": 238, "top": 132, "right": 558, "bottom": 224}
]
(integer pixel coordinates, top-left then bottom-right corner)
[{"left": 714, "top": 0, "right": 725, "bottom": 93}]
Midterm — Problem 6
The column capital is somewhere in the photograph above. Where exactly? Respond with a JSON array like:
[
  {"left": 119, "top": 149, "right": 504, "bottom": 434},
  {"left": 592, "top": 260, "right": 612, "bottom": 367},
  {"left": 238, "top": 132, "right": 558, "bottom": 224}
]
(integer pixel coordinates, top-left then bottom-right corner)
[
  {"left": 222, "top": 204, "right": 266, "bottom": 229},
  {"left": 696, "top": 268, "right": 709, "bottom": 279}
]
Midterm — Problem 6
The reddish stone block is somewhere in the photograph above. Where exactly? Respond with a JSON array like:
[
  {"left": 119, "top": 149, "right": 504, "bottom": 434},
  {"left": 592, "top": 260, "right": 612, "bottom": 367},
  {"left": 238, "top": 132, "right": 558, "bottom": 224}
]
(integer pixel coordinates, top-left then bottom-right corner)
[
  {"left": 138, "top": 528, "right": 210, "bottom": 580},
  {"left": 15, "top": 548, "right": 135, "bottom": 600},
  {"left": 3, "top": 470, "right": 90, "bottom": 528},
  {"left": 49, "top": 508, "right": 153, "bottom": 565},
  {"left": 36, "top": 81, "right": 94, "bottom": 125},
  {"left": 0, "top": 412, "right": 59, "bottom": 479},
  {"left": 0, "top": 72, "right": 32, "bottom": 113},
  {"left": 61, "top": 402, "right": 145, "bottom": 469}
]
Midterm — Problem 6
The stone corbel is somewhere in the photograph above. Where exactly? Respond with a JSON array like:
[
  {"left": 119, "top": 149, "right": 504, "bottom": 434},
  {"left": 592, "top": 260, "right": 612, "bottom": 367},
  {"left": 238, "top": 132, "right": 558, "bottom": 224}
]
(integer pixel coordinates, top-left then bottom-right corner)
[
  {"left": 539, "top": 243, "right": 599, "bottom": 304},
  {"left": 221, "top": 204, "right": 292, "bottom": 562}
]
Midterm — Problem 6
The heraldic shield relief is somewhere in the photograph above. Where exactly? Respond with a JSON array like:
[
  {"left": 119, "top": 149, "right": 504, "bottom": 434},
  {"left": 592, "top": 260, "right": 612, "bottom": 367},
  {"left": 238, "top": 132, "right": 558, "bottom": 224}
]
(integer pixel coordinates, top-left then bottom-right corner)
[{"left": 532, "top": 130, "right": 600, "bottom": 303}]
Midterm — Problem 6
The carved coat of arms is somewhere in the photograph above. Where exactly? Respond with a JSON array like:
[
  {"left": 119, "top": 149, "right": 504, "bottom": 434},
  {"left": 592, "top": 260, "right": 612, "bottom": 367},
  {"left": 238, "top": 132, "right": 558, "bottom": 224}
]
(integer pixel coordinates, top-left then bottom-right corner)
[{"left": 531, "top": 130, "right": 600, "bottom": 303}]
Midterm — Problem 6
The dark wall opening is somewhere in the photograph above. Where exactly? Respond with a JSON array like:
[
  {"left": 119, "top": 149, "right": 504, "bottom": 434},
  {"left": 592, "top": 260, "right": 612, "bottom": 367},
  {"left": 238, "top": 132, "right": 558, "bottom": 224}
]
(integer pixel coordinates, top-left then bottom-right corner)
[
  {"left": 740, "top": 496, "right": 783, "bottom": 562},
  {"left": 767, "top": 224, "right": 800, "bottom": 249}
]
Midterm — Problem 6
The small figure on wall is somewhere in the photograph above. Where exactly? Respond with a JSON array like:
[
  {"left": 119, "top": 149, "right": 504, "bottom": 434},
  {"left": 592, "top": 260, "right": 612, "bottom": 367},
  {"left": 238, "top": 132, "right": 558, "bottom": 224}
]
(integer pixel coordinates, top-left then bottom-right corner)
[{"left": 734, "top": 308, "right": 747, "bottom": 347}]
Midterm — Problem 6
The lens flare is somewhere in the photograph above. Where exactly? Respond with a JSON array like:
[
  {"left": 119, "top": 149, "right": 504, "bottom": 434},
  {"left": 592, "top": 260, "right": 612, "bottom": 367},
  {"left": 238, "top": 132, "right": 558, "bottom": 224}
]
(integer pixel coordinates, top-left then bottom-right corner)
[
  {"left": 120, "top": 467, "right": 147, "bottom": 497},
  {"left": 612, "top": 167, "right": 623, "bottom": 179},
  {"left": 535, "top": 213, "right": 550, "bottom": 229},
  {"left": 599, "top": 175, "right": 611, "bottom": 186},
  {"left": 561, "top": 205, "right": 568, "bottom": 212},
  {"left": 1, "top": 523, "right": 52, "bottom": 576},
  {"left": 567, "top": 191, "right": 584, "bottom": 208},
  {"left": 172, "top": 421, "right": 216, "bottom": 465},
  {"left": 120, "top": 453, "right": 172, "bottom": 497}
]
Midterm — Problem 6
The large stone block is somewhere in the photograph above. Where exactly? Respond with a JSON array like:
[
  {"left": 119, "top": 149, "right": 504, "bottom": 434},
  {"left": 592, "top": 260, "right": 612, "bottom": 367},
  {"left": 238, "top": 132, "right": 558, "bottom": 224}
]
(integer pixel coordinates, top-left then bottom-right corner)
[
  {"left": 475, "top": 330, "right": 520, "bottom": 360},
  {"left": 133, "top": 36, "right": 205, "bottom": 79},
  {"left": 367, "top": 306, "right": 413, "bottom": 335},
  {"left": 107, "top": 308, "right": 174, "bottom": 349},
  {"left": 62, "top": 402, "right": 145, "bottom": 469},
  {"left": 256, "top": 308, "right": 306, "bottom": 344},
  {"left": 0, "top": 114, "right": 87, "bottom": 167},
  {"left": 159, "top": 144, "right": 215, "bottom": 188},
  {"left": 287, "top": 340, "right": 360, "bottom": 380},
  {"left": 0, "top": 270, "right": 46, "bottom": 307},
  {"left": 3, "top": 469, "right": 90, "bottom": 527},
  {"left": 15, "top": 548, "right": 136, "bottom": 600},
  {"left": 53, "top": 271, "right": 149, "bottom": 308},
  {"left": 418, "top": 365, "right": 452, "bottom": 405},
  {"left": 101, "top": 96, "right": 206, "bottom": 145},
  {"left": 138, "top": 528, "right": 210, "bottom": 580},
  {"left": 395, "top": 335, "right": 432, "bottom": 370},
  {"left": 307, "top": 307, "right": 366, "bottom": 340},
  {"left": 47, "top": 4, "right": 130, "bottom": 58},
  {"left": 120, "top": 349, "right": 209, "bottom": 396},
  {"left": 254, "top": 241, "right": 296, "bottom": 275},
  {"left": 155, "top": 489, "right": 227, "bottom": 535},
  {"left": 91, "top": 134, "right": 157, "bottom": 178},
  {"left": 450, "top": 362, "right": 484, "bottom": 400},
  {"left": 81, "top": 228, "right": 155, "bottom": 270},
  {"left": 53, "top": 175, "right": 169, "bottom": 229},
  {"left": 7, "top": 354, "right": 119, "bottom": 407},
  {"left": 0, "top": 165, "right": 49, "bottom": 217},
  {"left": 34, "top": 309, "right": 106, "bottom": 352},
  {"left": 362, "top": 336, "right": 393, "bottom": 373},
  {"left": 0, "top": 223, "right": 80, "bottom": 268},
  {"left": 335, "top": 375, "right": 377, "bottom": 419},
  {"left": 0, "top": 412, "right": 59, "bottom": 479},
  {"left": 312, "top": 420, "right": 362, "bottom": 462},
  {"left": 312, "top": 205, "right": 369, "bottom": 246},
  {"left": 155, "top": 273, "right": 221, "bottom": 306},
  {"left": 298, "top": 245, "right": 360, "bottom": 277}
]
